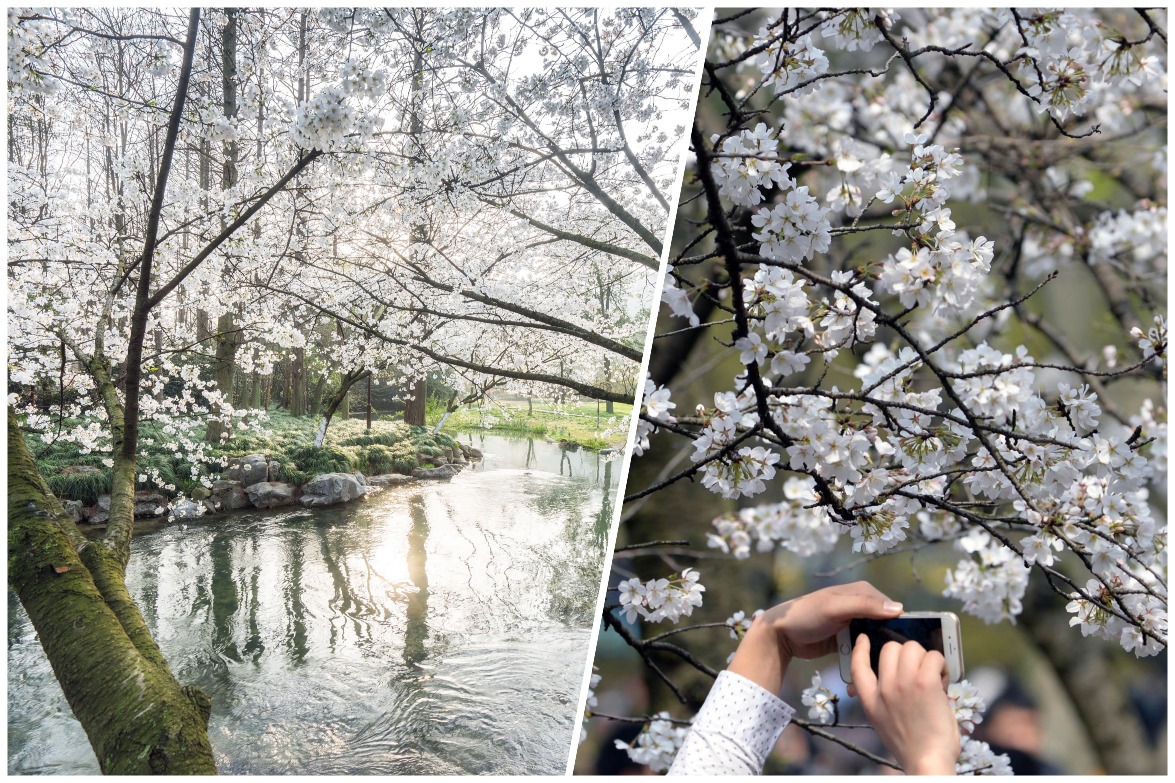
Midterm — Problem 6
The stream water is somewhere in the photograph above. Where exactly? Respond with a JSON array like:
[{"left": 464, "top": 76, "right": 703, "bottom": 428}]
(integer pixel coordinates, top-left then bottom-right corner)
[{"left": 8, "top": 433, "right": 616, "bottom": 775}]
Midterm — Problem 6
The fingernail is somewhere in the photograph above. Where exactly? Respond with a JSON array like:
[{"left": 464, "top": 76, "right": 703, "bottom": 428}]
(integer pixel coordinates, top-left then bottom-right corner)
[{"left": 883, "top": 601, "right": 903, "bottom": 613}]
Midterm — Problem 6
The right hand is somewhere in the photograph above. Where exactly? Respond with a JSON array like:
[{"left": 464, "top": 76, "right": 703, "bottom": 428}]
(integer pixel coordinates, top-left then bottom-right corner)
[{"left": 851, "top": 634, "right": 960, "bottom": 775}]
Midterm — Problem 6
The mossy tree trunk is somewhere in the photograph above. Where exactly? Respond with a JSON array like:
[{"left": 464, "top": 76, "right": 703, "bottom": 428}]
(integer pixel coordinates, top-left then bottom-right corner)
[{"left": 9, "top": 412, "right": 217, "bottom": 774}]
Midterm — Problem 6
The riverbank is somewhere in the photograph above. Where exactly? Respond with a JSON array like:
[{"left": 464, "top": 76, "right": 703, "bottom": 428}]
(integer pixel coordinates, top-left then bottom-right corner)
[
  {"left": 28, "top": 412, "right": 466, "bottom": 510},
  {"left": 434, "top": 400, "right": 632, "bottom": 451}
]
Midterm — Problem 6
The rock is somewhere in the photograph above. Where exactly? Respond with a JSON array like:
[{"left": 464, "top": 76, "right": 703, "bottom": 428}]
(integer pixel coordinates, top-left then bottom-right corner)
[
  {"left": 170, "top": 499, "right": 203, "bottom": 519},
  {"left": 354, "top": 472, "right": 367, "bottom": 486},
  {"left": 97, "top": 494, "right": 112, "bottom": 511},
  {"left": 191, "top": 486, "right": 212, "bottom": 500},
  {"left": 459, "top": 444, "right": 483, "bottom": 461},
  {"left": 450, "top": 446, "right": 468, "bottom": 465},
  {"left": 60, "top": 465, "right": 102, "bottom": 476},
  {"left": 82, "top": 504, "right": 108, "bottom": 525},
  {"left": 62, "top": 500, "right": 84, "bottom": 523},
  {"left": 416, "top": 452, "right": 448, "bottom": 466},
  {"left": 211, "top": 479, "right": 251, "bottom": 511},
  {"left": 201, "top": 499, "right": 219, "bottom": 515},
  {"left": 300, "top": 473, "right": 367, "bottom": 508},
  {"left": 267, "top": 460, "right": 283, "bottom": 482},
  {"left": 245, "top": 481, "right": 298, "bottom": 509},
  {"left": 226, "top": 454, "right": 270, "bottom": 486},
  {"left": 134, "top": 491, "right": 168, "bottom": 518},
  {"left": 366, "top": 474, "right": 419, "bottom": 486},
  {"left": 412, "top": 464, "right": 461, "bottom": 480}
]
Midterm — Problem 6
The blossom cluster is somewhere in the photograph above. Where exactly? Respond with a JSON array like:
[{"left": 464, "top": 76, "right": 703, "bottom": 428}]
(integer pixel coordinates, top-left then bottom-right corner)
[
  {"left": 617, "top": 568, "right": 706, "bottom": 625},
  {"left": 612, "top": 712, "right": 689, "bottom": 773},
  {"left": 634, "top": 375, "right": 676, "bottom": 458},
  {"left": 800, "top": 671, "right": 838, "bottom": 724}
]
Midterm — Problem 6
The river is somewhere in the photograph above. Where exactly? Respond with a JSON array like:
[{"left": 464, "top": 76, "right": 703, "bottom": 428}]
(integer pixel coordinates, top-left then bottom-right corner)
[{"left": 8, "top": 433, "right": 616, "bottom": 775}]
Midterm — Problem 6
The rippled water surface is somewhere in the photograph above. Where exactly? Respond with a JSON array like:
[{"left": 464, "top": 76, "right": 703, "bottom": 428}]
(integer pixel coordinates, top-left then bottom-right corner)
[{"left": 8, "top": 433, "right": 616, "bottom": 775}]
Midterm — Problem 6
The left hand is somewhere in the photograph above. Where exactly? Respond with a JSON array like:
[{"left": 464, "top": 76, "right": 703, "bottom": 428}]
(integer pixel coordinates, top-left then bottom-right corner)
[{"left": 728, "top": 581, "right": 904, "bottom": 694}]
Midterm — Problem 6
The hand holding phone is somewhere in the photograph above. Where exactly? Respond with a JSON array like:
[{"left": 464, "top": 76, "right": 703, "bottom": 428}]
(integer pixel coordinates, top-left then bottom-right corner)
[
  {"left": 837, "top": 612, "right": 964, "bottom": 684},
  {"left": 850, "top": 633, "right": 961, "bottom": 774}
]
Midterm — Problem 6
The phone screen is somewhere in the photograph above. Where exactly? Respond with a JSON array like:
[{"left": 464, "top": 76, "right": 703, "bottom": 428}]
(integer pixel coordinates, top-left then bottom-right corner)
[{"left": 849, "top": 617, "right": 945, "bottom": 675}]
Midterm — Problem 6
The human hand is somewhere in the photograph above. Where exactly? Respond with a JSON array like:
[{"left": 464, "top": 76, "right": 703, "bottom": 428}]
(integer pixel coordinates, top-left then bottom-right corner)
[
  {"left": 851, "top": 634, "right": 960, "bottom": 775},
  {"left": 728, "top": 581, "right": 903, "bottom": 695},
  {"left": 761, "top": 580, "right": 905, "bottom": 661}
]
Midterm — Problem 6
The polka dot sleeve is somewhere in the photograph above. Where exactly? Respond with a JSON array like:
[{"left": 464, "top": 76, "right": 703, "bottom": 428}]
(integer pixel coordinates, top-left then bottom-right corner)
[{"left": 667, "top": 670, "right": 796, "bottom": 775}]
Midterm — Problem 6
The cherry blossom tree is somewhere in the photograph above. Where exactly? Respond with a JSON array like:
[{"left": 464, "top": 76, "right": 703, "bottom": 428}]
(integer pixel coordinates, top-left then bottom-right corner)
[
  {"left": 589, "top": 8, "right": 1166, "bottom": 775},
  {"left": 7, "top": 7, "right": 701, "bottom": 772}
]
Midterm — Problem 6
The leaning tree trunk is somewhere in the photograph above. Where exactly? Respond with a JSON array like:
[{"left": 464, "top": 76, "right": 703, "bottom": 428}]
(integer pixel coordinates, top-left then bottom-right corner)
[{"left": 8, "top": 411, "right": 217, "bottom": 774}]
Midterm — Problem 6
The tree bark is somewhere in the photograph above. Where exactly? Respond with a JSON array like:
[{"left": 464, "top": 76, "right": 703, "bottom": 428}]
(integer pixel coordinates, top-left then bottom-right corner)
[{"left": 8, "top": 410, "right": 216, "bottom": 774}]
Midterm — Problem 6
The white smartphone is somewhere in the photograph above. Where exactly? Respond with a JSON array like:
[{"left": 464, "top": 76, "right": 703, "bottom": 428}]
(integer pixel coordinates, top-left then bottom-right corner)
[{"left": 837, "top": 611, "right": 964, "bottom": 684}]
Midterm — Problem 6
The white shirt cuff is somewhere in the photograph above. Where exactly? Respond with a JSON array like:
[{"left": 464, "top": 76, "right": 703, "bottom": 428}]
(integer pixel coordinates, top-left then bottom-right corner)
[{"left": 667, "top": 670, "right": 796, "bottom": 775}]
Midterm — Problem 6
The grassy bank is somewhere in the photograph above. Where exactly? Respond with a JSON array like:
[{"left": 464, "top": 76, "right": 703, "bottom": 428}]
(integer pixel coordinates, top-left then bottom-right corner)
[
  {"left": 26, "top": 411, "right": 461, "bottom": 505},
  {"left": 431, "top": 399, "right": 632, "bottom": 451}
]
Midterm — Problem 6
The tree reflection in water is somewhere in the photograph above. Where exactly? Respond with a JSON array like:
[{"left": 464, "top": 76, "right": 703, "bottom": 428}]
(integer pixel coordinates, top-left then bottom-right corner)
[{"left": 404, "top": 494, "right": 431, "bottom": 668}]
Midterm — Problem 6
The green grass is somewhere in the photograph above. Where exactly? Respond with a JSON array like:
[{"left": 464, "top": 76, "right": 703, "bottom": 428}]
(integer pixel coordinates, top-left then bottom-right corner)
[
  {"left": 25, "top": 409, "right": 465, "bottom": 504},
  {"left": 435, "top": 399, "right": 632, "bottom": 450}
]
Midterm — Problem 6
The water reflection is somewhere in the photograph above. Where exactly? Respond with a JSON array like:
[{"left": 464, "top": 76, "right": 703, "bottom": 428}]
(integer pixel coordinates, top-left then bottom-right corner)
[
  {"left": 404, "top": 495, "right": 430, "bottom": 669},
  {"left": 8, "top": 433, "right": 616, "bottom": 775}
]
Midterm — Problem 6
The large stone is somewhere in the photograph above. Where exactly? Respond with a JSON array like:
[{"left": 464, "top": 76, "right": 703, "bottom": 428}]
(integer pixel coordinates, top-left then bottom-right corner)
[
  {"left": 134, "top": 492, "right": 168, "bottom": 518},
  {"left": 97, "top": 495, "right": 112, "bottom": 511},
  {"left": 412, "top": 464, "right": 461, "bottom": 480},
  {"left": 62, "top": 499, "right": 85, "bottom": 523},
  {"left": 300, "top": 473, "right": 367, "bottom": 508},
  {"left": 226, "top": 454, "right": 270, "bottom": 486},
  {"left": 460, "top": 444, "right": 483, "bottom": 461},
  {"left": 171, "top": 499, "right": 203, "bottom": 519},
  {"left": 210, "top": 479, "right": 251, "bottom": 512},
  {"left": 245, "top": 481, "right": 298, "bottom": 509},
  {"left": 82, "top": 504, "right": 108, "bottom": 525}
]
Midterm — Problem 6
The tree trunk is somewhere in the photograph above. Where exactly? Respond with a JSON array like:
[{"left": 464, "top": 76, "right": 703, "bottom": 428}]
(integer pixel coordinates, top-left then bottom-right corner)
[
  {"left": 249, "top": 370, "right": 261, "bottom": 410},
  {"left": 205, "top": 312, "right": 238, "bottom": 443},
  {"left": 403, "top": 375, "right": 427, "bottom": 426},
  {"left": 290, "top": 348, "right": 306, "bottom": 416},
  {"left": 8, "top": 411, "right": 217, "bottom": 774},
  {"left": 204, "top": 9, "right": 241, "bottom": 445},
  {"left": 312, "top": 369, "right": 369, "bottom": 447},
  {"left": 308, "top": 373, "right": 327, "bottom": 416},
  {"left": 1020, "top": 585, "right": 1160, "bottom": 773}
]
